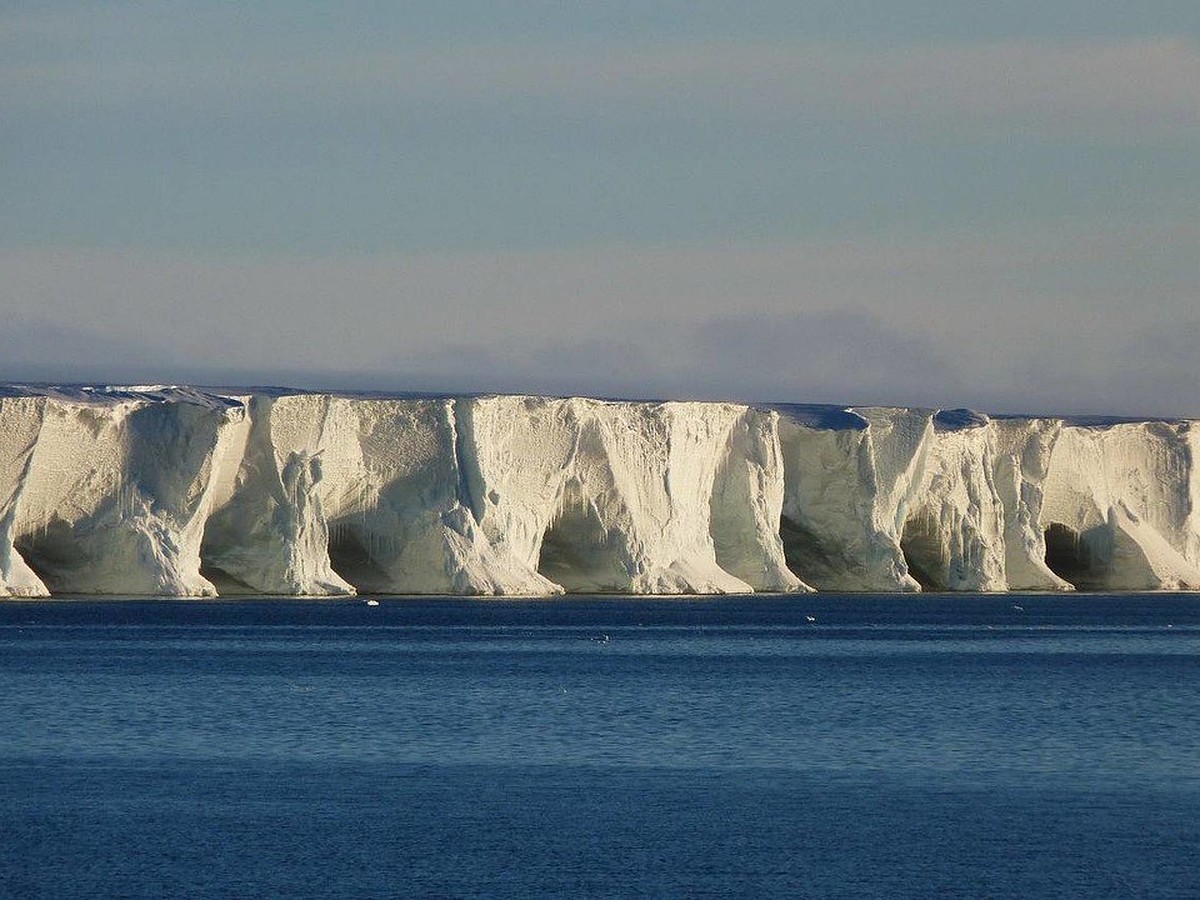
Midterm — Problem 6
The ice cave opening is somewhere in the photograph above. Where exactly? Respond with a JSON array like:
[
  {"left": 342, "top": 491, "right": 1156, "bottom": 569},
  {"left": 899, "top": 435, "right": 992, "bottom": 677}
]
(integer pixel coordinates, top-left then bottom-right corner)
[
  {"left": 197, "top": 561, "right": 256, "bottom": 595},
  {"left": 13, "top": 520, "right": 79, "bottom": 593},
  {"left": 536, "top": 483, "right": 628, "bottom": 593},
  {"left": 196, "top": 526, "right": 261, "bottom": 595},
  {"left": 326, "top": 521, "right": 390, "bottom": 592},
  {"left": 778, "top": 514, "right": 838, "bottom": 589},
  {"left": 900, "top": 510, "right": 946, "bottom": 591},
  {"left": 1043, "top": 523, "right": 1101, "bottom": 590}
]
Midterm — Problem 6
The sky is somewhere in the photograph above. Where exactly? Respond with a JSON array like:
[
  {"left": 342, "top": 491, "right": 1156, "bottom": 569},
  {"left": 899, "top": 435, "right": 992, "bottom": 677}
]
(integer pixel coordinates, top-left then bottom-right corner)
[{"left": 2, "top": 1, "right": 1198, "bottom": 415}]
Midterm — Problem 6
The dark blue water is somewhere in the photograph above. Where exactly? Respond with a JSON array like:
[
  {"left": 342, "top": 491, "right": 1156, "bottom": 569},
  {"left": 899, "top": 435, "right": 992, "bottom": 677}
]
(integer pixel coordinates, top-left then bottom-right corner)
[{"left": 2, "top": 594, "right": 1199, "bottom": 898}]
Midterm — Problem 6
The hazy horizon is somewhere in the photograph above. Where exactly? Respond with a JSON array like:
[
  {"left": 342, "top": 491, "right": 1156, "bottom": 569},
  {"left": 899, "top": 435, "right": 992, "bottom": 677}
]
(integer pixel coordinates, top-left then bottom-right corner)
[{"left": 3, "top": 3, "right": 1197, "bottom": 416}]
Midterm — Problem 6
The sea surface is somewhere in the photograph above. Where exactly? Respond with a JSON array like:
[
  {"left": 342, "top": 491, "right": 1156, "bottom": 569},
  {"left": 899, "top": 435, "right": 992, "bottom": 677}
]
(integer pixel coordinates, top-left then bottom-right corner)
[{"left": 1, "top": 594, "right": 1198, "bottom": 898}]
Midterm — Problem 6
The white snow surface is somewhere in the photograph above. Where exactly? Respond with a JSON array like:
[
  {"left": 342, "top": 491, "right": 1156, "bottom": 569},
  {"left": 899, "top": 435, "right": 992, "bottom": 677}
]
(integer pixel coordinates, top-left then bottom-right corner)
[{"left": 0, "top": 386, "right": 1197, "bottom": 596}]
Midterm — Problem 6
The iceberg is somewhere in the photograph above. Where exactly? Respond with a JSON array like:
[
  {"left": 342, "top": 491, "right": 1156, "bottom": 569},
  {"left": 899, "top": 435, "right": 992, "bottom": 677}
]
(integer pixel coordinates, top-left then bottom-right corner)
[{"left": 0, "top": 384, "right": 1197, "bottom": 596}]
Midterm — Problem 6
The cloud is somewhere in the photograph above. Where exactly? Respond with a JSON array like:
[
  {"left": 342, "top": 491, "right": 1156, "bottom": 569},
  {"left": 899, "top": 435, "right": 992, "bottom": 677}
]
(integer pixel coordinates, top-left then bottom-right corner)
[
  {"left": 7, "top": 301, "right": 1193, "bottom": 419},
  {"left": 0, "top": 307, "right": 961, "bottom": 407},
  {"left": 1005, "top": 320, "right": 1200, "bottom": 417},
  {"left": 687, "top": 311, "right": 958, "bottom": 404},
  {"left": 305, "top": 310, "right": 1200, "bottom": 416},
  {"left": 0, "top": 222, "right": 1195, "bottom": 415},
  {"left": 0, "top": 316, "right": 181, "bottom": 384}
]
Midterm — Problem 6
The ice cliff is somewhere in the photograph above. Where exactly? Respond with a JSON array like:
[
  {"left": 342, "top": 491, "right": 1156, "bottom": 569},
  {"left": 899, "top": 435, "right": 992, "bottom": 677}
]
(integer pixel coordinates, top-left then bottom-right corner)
[{"left": 0, "top": 385, "right": 1197, "bottom": 597}]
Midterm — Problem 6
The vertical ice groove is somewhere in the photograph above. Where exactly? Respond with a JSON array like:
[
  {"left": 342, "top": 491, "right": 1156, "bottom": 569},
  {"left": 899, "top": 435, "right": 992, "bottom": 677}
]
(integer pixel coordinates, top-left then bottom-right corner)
[
  {"left": 896, "top": 412, "right": 1008, "bottom": 592},
  {"left": 200, "top": 393, "right": 353, "bottom": 596},
  {"left": 709, "top": 407, "right": 808, "bottom": 592},
  {"left": 1185, "top": 423, "right": 1200, "bottom": 567},
  {"left": 0, "top": 395, "right": 50, "bottom": 596},
  {"left": 992, "top": 418, "right": 1072, "bottom": 591},
  {"left": 450, "top": 397, "right": 486, "bottom": 526}
]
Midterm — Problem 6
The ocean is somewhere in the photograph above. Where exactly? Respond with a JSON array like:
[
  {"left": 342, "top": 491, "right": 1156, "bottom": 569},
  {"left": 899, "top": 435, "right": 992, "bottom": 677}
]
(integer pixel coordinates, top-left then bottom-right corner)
[{"left": 1, "top": 594, "right": 1198, "bottom": 898}]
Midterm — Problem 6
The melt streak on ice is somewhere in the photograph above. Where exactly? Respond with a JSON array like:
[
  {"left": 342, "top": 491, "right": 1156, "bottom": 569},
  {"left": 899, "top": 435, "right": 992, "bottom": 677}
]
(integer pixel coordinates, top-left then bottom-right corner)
[{"left": 1, "top": 386, "right": 1198, "bottom": 597}]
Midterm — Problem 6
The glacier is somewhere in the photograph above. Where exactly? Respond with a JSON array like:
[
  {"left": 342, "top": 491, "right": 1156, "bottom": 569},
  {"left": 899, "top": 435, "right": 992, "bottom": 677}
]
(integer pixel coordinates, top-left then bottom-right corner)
[{"left": 0, "top": 384, "right": 1198, "bottom": 597}]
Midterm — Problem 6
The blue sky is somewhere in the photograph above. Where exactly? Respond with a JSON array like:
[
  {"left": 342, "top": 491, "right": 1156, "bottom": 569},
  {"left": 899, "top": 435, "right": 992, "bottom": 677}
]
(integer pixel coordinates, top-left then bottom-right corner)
[{"left": 2, "top": 2, "right": 1197, "bottom": 414}]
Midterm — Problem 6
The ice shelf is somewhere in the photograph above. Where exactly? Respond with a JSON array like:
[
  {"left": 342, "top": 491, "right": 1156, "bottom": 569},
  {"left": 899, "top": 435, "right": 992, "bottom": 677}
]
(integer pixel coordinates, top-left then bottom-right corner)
[{"left": 1, "top": 385, "right": 1197, "bottom": 596}]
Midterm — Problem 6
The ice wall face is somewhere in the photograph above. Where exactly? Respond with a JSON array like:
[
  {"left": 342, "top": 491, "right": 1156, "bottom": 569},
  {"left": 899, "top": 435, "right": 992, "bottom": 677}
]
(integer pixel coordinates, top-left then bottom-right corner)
[
  {"left": 708, "top": 408, "right": 807, "bottom": 592},
  {"left": 200, "top": 394, "right": 353, "bottom": 595},
  {"left": 8, "top": 388, "right": 243, "bottom": 596},
  {"left": 198, "top": 393, "right": 798, "bottom": 596},
  {"left": 900, "top": 414, "right": 1008, "bottom": 592},
  {"left": 776, "top": 407, "right": 926, "bottom": 591},
  {"left": 465, "top": 397, "right": 802, "bottom": 594},
  {"left": 1039, "top": 422, "right": 1200, "bottom": 591},
  {"left": 775, "top": 406, "right": 1009, "bottom": 592},
  {"left": 991, "top": 419, "right": 1072, "bottom": 591},
  {"left": 1, "top": 385, "right": 1198, "bottom": 597},
  {"left": 773, "top": 405, "right": 1200, "bottom": 593},
  {"left": 318, "top": 397, "right": 555, "bottom": 595}
]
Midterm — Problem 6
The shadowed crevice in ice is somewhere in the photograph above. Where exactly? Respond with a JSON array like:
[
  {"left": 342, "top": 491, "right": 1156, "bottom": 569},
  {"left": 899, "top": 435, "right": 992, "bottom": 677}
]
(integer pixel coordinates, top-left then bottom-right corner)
[
  {"left": 324, "top": 522, "right": 393, "bottom": 593},
  {"left": 536, "top": 484, "right": 629, "bottom": 593},
  {"left": 932, "top": 408, "right": 990, "bottom": 431},
  {"left": 197, "top": 563, "right": 258, "bottom": 596},
  {"left": 12, "top": 519, "right": 80, "bottom": 594},
  {"left": 768, "top": 404, "right": 869, "bottom": 431},
  {"left": 900, "top": 511, "right": 946, "bottom": 592},
  {"left": 778, "top": 514, "right": 845, "bottom": 590},
  {"left": 1043, "top": 523, "right": 1102, "bottom": 591}
]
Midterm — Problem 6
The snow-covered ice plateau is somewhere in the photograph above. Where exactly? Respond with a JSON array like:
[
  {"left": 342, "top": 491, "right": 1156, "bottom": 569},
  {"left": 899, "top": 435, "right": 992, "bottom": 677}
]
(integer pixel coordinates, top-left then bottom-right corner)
[{"left": 1, "top": 385, "right": 1197, "bottom": 596}]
